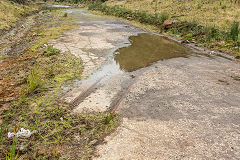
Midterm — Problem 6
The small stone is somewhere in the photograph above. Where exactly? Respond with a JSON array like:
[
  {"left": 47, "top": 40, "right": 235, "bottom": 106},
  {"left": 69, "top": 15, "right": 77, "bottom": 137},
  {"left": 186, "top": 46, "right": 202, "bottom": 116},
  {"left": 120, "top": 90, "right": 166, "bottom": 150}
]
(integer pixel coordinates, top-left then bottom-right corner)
[
  {"left": 75, "top": 135, "right": 81, "bottom": 141},
  {"left": 210, "top": 51, "right": 215, "bottom": 54},
  {"left": 163, "top": 20, "right": 180, "bottom": 29}
]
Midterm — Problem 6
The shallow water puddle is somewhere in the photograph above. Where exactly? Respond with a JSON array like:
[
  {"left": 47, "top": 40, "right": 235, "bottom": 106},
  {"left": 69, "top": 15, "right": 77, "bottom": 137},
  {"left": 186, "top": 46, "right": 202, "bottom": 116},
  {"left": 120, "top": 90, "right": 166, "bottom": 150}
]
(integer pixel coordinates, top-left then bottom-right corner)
[
  {"left": 114, "top": 33, "right": 192, "bottom": 72},
  {"left": 51, "top": 4, "right": 71, "bottom": 8},
  {"left": 80, "top": 33, "right": 193, "bottom": 85}
]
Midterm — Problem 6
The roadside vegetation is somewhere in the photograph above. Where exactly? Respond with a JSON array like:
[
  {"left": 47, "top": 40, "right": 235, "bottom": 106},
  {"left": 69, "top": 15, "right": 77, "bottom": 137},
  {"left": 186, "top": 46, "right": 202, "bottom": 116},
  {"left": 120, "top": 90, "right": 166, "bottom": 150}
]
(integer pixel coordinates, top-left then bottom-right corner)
[
  {"left": 2, "top": 0, "right": 239, "bottom": 159},
  {"left": 53, "top": 0, "right": 107, "bottom": 3},
  {"left": 88, "top": 0, "right": 240, "bottom": 58},
  {"left": 0, "top": 4, "right": 118, "bottom": 159},
  {"left": 0, "top": 0, "right": 38, "bottom": 31}
]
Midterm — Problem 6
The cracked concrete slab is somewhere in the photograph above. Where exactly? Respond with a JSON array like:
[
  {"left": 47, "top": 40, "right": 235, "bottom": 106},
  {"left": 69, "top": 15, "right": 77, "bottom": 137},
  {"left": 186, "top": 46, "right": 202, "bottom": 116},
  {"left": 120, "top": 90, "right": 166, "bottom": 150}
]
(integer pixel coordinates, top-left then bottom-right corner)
[
  {"left": 50, "top": 9, "right": 142, "bottom": 112},
  {"left": 48, "top": 8, "right": 240, "bottom": 160},
  {"left": 95, "top": 56, "right": 240, "bottom": 160}
]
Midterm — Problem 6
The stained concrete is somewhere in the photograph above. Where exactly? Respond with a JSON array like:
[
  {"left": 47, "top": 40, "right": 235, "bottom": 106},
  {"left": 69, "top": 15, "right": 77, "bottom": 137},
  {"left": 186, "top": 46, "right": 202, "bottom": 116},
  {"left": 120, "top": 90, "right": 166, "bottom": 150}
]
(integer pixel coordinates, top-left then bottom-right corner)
[
  {"left": 95, "top": 56, "right": 240, "bottom": 159},
  {"left": 50, "top": 8, "right": 240, "bottom": 160}
]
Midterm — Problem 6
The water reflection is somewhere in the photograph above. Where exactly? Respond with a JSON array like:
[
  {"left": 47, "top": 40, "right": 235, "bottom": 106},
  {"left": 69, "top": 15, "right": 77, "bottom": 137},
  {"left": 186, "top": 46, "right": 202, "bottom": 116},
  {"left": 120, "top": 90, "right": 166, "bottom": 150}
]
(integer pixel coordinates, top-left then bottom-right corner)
[{"left": 114, "top": 33, "right": 192, "bottom": 72}]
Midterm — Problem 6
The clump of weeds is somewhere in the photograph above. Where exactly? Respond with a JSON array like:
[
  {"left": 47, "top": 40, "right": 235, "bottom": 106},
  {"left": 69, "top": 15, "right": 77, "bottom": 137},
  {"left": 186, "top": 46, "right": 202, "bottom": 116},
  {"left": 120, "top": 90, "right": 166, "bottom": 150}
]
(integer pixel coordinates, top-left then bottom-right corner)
[
  {"left": 104, "top": 113, "right": 117, "bottom": 125},
  {"left": 0, "top": 55, "right": 7, "bottom": 60},
  {"left": 63, "top": 13, "right": 68, "bottom": 17},
  {"left": 159, "top": 11, "right": 169, "bottom": 23},
  {"left": 229, "top": 21, "right": 239, "bottom": 42},
  {"left": 184, "top": 33, "right": 194, "bottom": 41},
  {"left": 44, "top": 45, "right": 60, "bottom": 56},
  {"left": 5, "top": 136, "right": 18, "bottom": 160},
  {"left": 27, "top": 67, "right": 44, "bottom": 94},
  {"left": 46, "top": 64, "right": 55, "bottom": 78}
]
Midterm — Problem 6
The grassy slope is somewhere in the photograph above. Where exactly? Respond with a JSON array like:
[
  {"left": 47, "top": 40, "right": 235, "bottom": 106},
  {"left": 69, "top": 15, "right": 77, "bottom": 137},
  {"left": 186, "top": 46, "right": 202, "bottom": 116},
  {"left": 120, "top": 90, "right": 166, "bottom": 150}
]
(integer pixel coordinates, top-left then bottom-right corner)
[
  {"left": 106, "top": 0, "right": 240, "bottom": 31},
  {"left": 0, "top": 0, "right": 38, "bottom": 30},
  {"left": 94, "top": 0, "right": 239, "bottom": 57}
]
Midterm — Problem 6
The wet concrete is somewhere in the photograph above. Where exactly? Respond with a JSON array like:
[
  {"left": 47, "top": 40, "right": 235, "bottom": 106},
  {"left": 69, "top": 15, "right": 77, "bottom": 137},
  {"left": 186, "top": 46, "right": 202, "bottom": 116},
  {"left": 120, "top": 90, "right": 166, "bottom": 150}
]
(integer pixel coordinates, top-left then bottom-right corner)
[
  {"left": 48, "top": 7, "right": 240, "bottom": 160},
  {"left": 49, "top": 8, "right": 143, "bottom": 113}
]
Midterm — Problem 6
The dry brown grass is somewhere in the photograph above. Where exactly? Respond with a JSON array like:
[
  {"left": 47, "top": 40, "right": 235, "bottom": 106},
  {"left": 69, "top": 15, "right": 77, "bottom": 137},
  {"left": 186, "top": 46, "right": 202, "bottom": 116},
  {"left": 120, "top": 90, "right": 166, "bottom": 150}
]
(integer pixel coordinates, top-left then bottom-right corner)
[{"left": 106, "top": 0, "right": 240, "bottom": 31}]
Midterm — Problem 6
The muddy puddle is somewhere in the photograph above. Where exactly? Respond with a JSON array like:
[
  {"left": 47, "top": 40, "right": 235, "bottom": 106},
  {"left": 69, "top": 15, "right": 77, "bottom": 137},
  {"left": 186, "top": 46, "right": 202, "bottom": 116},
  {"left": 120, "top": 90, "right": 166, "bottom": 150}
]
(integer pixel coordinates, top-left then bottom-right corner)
[
  {"left": 114, "top": 33, "right": 192, "bottom": 72},
  {"left": 53, "top": 8, "right": 195, "bottom": 103},
  {"left": 79, "top": 33, "right": 193, "bottom": 86}
]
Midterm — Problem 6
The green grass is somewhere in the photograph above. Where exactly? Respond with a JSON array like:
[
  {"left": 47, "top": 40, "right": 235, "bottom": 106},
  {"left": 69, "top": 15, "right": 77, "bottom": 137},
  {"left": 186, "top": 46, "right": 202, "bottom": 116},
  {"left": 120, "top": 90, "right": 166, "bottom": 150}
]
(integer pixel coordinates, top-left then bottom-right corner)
[
  {"left": 0, "top": 7, "right": 119, "bottom": 159},
  {"left": 63, "top": 12, "right": 68, "bottom": 17},
  {"left": 6, "top": 136, "right": 18, "bottom": 160},
  {"left": 0, "top": 55, "right": 7, "bottom": 60},
  {"left": 159, "top": 11, "right": 169, "bottom": 23},
  {"left": 230, "top": 21, "right": 239, "bottom": 41},
  {"left": 27, "top": 68, "right": 43, "bottom": 94},
  {"left": 44, "top": 45, "right": 60, "bottom": 57}
]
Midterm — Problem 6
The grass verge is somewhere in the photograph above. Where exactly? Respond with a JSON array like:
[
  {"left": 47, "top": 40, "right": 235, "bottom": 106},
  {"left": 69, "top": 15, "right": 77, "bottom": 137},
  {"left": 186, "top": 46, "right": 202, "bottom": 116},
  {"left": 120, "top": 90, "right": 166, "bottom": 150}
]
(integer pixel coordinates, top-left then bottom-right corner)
[
  {"left": 88, "top": 2, "right": 240, "bottom": 58},
  {"left": 0, "top": 6, "right": 119, "bottom": 159},
  {"left": 0, "top": 0, "right": 39, "bottom": 31},
  {"left": 1, "top": 91, "right": 118, "bottom": 159},
  {"left": 105, "top": 0, "right": 240, "bottom": 31}
]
